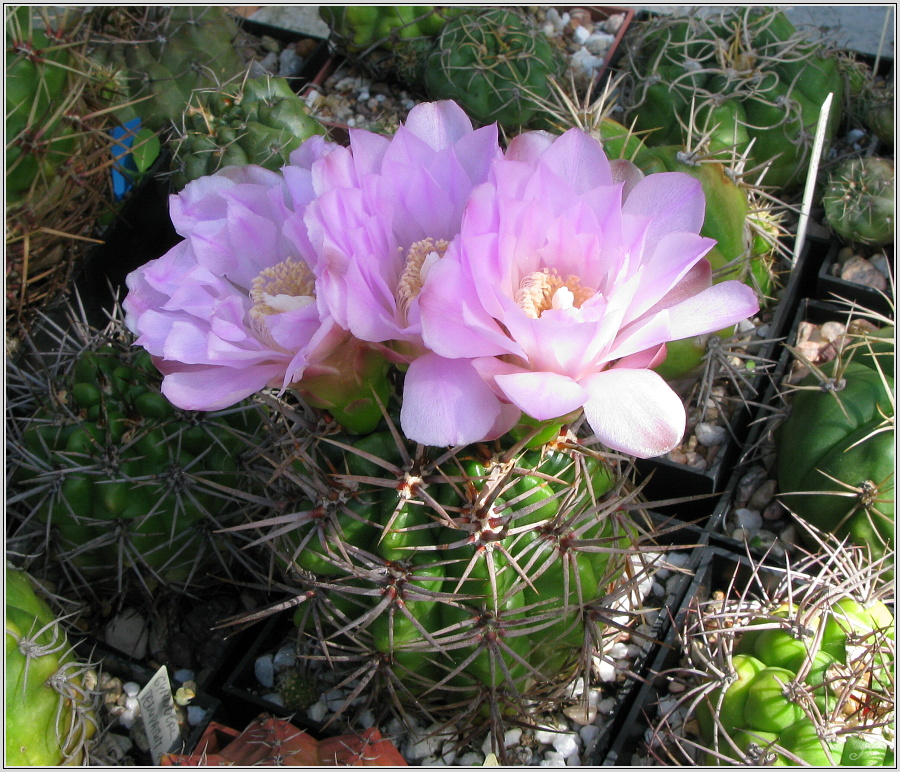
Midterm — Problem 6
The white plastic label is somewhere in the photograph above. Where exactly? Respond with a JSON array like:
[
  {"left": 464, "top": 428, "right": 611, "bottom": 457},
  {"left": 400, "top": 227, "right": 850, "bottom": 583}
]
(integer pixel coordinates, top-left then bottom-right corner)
[{"left": 137, "top": 665, "right": 182, "bottom": 764}]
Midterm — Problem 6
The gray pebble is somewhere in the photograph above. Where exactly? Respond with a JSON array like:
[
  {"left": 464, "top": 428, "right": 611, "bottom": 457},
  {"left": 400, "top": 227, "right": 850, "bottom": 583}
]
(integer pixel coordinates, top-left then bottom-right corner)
[
  {"left": 734, "top": 507, "right": 763, "bottom": 532},
  {"left": 254, "top": 653, "right": 274, "bottom": 689},
  {"left": 104, "top": 608, "right": 149, "bottom": 661},
  {"left": 695, "top": 422, "right": 728, "bottom": 447}
]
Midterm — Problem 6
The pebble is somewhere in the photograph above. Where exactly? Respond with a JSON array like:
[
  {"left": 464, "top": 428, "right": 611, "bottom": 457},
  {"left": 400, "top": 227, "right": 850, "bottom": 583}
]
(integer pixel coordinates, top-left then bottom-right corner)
[
  {"left": 841, "top": 256, "right": 888, "bottom": 291},
  {"left": 273, "top": 643, "right": 296, "bottom": 671},
  {"left": 731, "top": 527, "right": 751, "bottom": 541},
  {"left": 695, "top": 422, "right": 728, "bottom": 447},
  {"left": 104, "top": 608, "right": 149, "bottom": 661},
  {"left": 563, "top": 702, "right": 596, "bottom": 725},
  {"left": 571, "top": 24, "right": 591, "bottom": 45},
  {"left": 408, "top": 727, "right": 444, "bottom": 761},
  {"left": 870, "top": 252, "right": 892, "bottom": 279},
  {"left": 748, "top": 479, "right": 777, "bottom": 511},
  {"left": 541, "top": 751, "right": 567, "bottom": 767},
  {"left": 580, "top": 723, "right": 601, "bottom": 747},
  {"left": 534, "top": 726, "right": 561, "bottom": 746},
  {"left": 306, "top": 700, "right": 328, "bottom": 723},
  {"left": 278, "top": 47, "right": 305, "bottom": 77},
  {"left": 172, "top": 669, "right": 194, "bottom": 685},
  {"left": 459, "top": 751, "right": 484, "bottom": 766},
  {"left": 552, "top": 731, "right": 581, "bottom": 758},
  {"left": 254, "top": 654, "right": 275, "bottom": 689},
  {"left": 122, "top": 681, "right": 140, "bottom": 698},
  {"left": 595, "top": 657, "right": 617, "bottom": 682},
  {"left": 734, "top": 507, "right": 763, "bottom": 532},
  {"left": 187, "top": 705, "right": 207, "bottom": 726},
  {"left": 584, "top": 31, "right": 615, "bottom": 56},
  {"left": 262, "top": 692, "right": 285, "bottom": 707},
  {"left": 736, "top": 466, "right": 768, "bottom": 505},
  {"left": 763, "top": 500, "right": 786, "bottom": 521}
]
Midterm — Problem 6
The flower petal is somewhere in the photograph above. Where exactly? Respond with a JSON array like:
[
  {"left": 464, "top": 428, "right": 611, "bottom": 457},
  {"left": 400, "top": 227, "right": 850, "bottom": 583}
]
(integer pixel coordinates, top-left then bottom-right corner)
[
  {"left": 581, "top": 369, "right": 686, "bottom": 458},
  {"left": 400, "top": 354, "right": 504, "bottom": 446},
  {"left": 494, "top": 371, "right": 587, "bottom": 421}
]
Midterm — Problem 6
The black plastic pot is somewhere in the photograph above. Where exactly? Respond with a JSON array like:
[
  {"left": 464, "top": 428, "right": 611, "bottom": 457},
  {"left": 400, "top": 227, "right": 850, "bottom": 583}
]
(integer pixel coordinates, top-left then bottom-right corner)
[
  {"left": 634, "top": 236, "right": 816, "bottom": 524},
  {"left": 602, "top": 546, "right": 794, "bottom": 765},
  {"left": 816, "top": 239, "right": 894, "bottom": 319}
]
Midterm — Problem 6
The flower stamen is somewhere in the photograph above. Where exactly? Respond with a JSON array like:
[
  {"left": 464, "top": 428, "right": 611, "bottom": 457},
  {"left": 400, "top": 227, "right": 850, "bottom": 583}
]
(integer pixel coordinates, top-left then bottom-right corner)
[
  {"left": 397, "top": 238, "right": 449, "bottom": 324},
  {"left": 249, "top": 258, "right": 316, "bottom": 319},
  {"left": 516, "top": 268, "right": 595, "bottom": 318}
]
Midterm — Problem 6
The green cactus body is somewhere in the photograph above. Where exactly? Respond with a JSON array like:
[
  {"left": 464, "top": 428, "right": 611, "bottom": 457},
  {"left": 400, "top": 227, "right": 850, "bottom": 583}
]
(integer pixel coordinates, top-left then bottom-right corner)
[
  {"left": 171, "top": 76, "right": 326, "bottom": 190},
  {"left": 263, "top": 417, "right": 643, "bottom": 746},
  {"left": 424, "top": 8, "right": 567, "bottom": 128},
  {"left": 696, "top": 595, "right": 895, "bottom": 766},
  {"left": 823, "top": 157, "right": 895, "bottom": 247},
  {"left": 621, "top": 8, "right": 845, "bottom": 192},
  {"left": 776, "top": 355, "right": 894, "bottom": 568},
  {"left": 320, "top": 6, "right": 452, "bottom": 53},
  {"left": 8, "top": 317, "right": 272, "bottom": 601},
  {"left": 6, "top": 566, "right": 97, "bottom": 765},
  {"left": 88, "top": 6, "right": 246, "bottom": 132}
]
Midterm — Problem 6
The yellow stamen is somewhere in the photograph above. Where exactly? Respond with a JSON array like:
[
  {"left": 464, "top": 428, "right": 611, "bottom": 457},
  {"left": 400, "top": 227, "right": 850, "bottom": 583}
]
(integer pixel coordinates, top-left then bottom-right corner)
[
  {"left": 249, "top": 258, "right": 316, "bottom": 319},
  {"left": 396, "top": 238, "right": 449, "bottom": 324},
  {"left": 515, "top": 268, "right": 595, "bottom": 318}
]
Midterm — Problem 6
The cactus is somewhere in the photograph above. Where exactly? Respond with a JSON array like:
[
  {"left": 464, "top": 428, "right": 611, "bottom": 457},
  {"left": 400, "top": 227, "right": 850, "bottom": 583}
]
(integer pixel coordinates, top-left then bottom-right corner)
[
  {"left": 6, "top": 302, "right": 274, "bottom": 605},
  {"left": 236, "top": 398, "right": 658, "bottom": 760},
  {"left": 86, "top": 6, "right": 247, "bottom": 133},
  {"left": 823, "top": 157, "right": 895, "bottom": 247},
  {"left": 653, "top": 544, "right": 894, "bottom": 766},
  {"left": 5, "top": 6, "right": 129, "bottom": 334},
  {"left": 423, "top": 8, "right": 568, "bottom": 128},
  {"left": 6, "top": 564, "right": 99, "bottom": 765},
  {"left": 320, "top": 6, "right": 452, "bottom": 53},
  {"left": 170, "top": 75, "right": 326, "bottom": 191},
  {"left": 619, "top": 7, "right": 846, "bottom": 192},
  {"left": 776, "top": 322, "right": 894, "bottom": 572}
]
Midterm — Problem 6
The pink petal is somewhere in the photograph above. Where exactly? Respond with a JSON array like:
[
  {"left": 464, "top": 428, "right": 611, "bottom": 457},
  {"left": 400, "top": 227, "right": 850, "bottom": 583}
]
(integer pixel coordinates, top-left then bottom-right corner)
[
  {"left": 493, "top": 371, "right": 587, "bottom": 421},
  {"left": 581, "top": 369, "right": 686, "bottom": 458},
  {"left": 160, "top": 362, "right": 285, "bottom": 411},
  {"left": 665, "top": 280, "right": 760, "bottom": 340},
  {"left": 400, "top": 354, "right": 504, "bottom": 446}
]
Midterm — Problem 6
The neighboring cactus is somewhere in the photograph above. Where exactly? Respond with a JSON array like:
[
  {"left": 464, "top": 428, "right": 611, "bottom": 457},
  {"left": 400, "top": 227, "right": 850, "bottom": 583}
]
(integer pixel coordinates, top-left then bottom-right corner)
[
  {"left": 424, "top": 8, "right": 568, "bottom": 128},
  {"left": 6, "top": 303, "right": 274, "bottom": 605},
  {"left": 6, "top": 564, "right": 98, "bottom": 766},
  {"left": 776, "top": 323, "right": 894, "bottom": 572},
  {"left": 823, "top": 157, "right": 895, "bottom": 247},
  {"left": 619, "top": 7, "right": 846, "bottom": 192},
  {"left": 653, "top": 544, "right": 894, "bottom": 766},
  {"left": 5, "top": 6, "right": 127, "bottom": 334},
  {"left": 86, "top": 6, "right": 248, "bottom": 133},
  {"left": 319, "top": 6, "right": 452, "bottom": 53},
  {"left": 239, "top": 399, "right": 656, "bottom": 760},
  {"left": 170, "top": 76, "right": 326, "bottom": 191}
]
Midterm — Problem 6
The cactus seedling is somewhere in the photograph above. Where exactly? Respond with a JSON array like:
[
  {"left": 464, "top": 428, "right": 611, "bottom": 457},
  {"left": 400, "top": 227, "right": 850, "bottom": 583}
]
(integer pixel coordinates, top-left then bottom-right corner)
[{"left": 823, "top": 157, "right": 895, "bottom": 247}]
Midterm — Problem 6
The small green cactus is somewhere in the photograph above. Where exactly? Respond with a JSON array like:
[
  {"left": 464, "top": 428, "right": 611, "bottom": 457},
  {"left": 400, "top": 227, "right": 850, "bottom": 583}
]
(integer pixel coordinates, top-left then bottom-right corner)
[
  {"left": 776, "top": 324, "right": 894, "bottom": 572},
  {"left": 424, "top": 8, "right": 567, "bottom": 128},
  {"left": 656, "top": 545, "right": 895, "bottom": 766},
  {"left": 170, "top": 76, "right": 326, "bottom": 191},
  {"left": 319, "top": 6, "right": 452, "bottom": 53},
  {"left": 823, "top": 157, "right": 895, "bottom": 247},
  {"left": 6, "top": 565, "right": 98, "bottom": 765},
  {"left": 7, "top": 304, "right": 274, "bottom": 604}
]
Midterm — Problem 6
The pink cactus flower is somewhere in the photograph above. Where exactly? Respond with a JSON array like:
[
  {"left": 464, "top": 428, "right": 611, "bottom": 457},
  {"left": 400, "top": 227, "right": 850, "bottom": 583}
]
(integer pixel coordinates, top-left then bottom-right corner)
[
  {"left": 123, "top": 161, "right": 352, "bottom": 412},
  {"left": 408, "top": 128, "right": 760, "bottom": 457}
]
